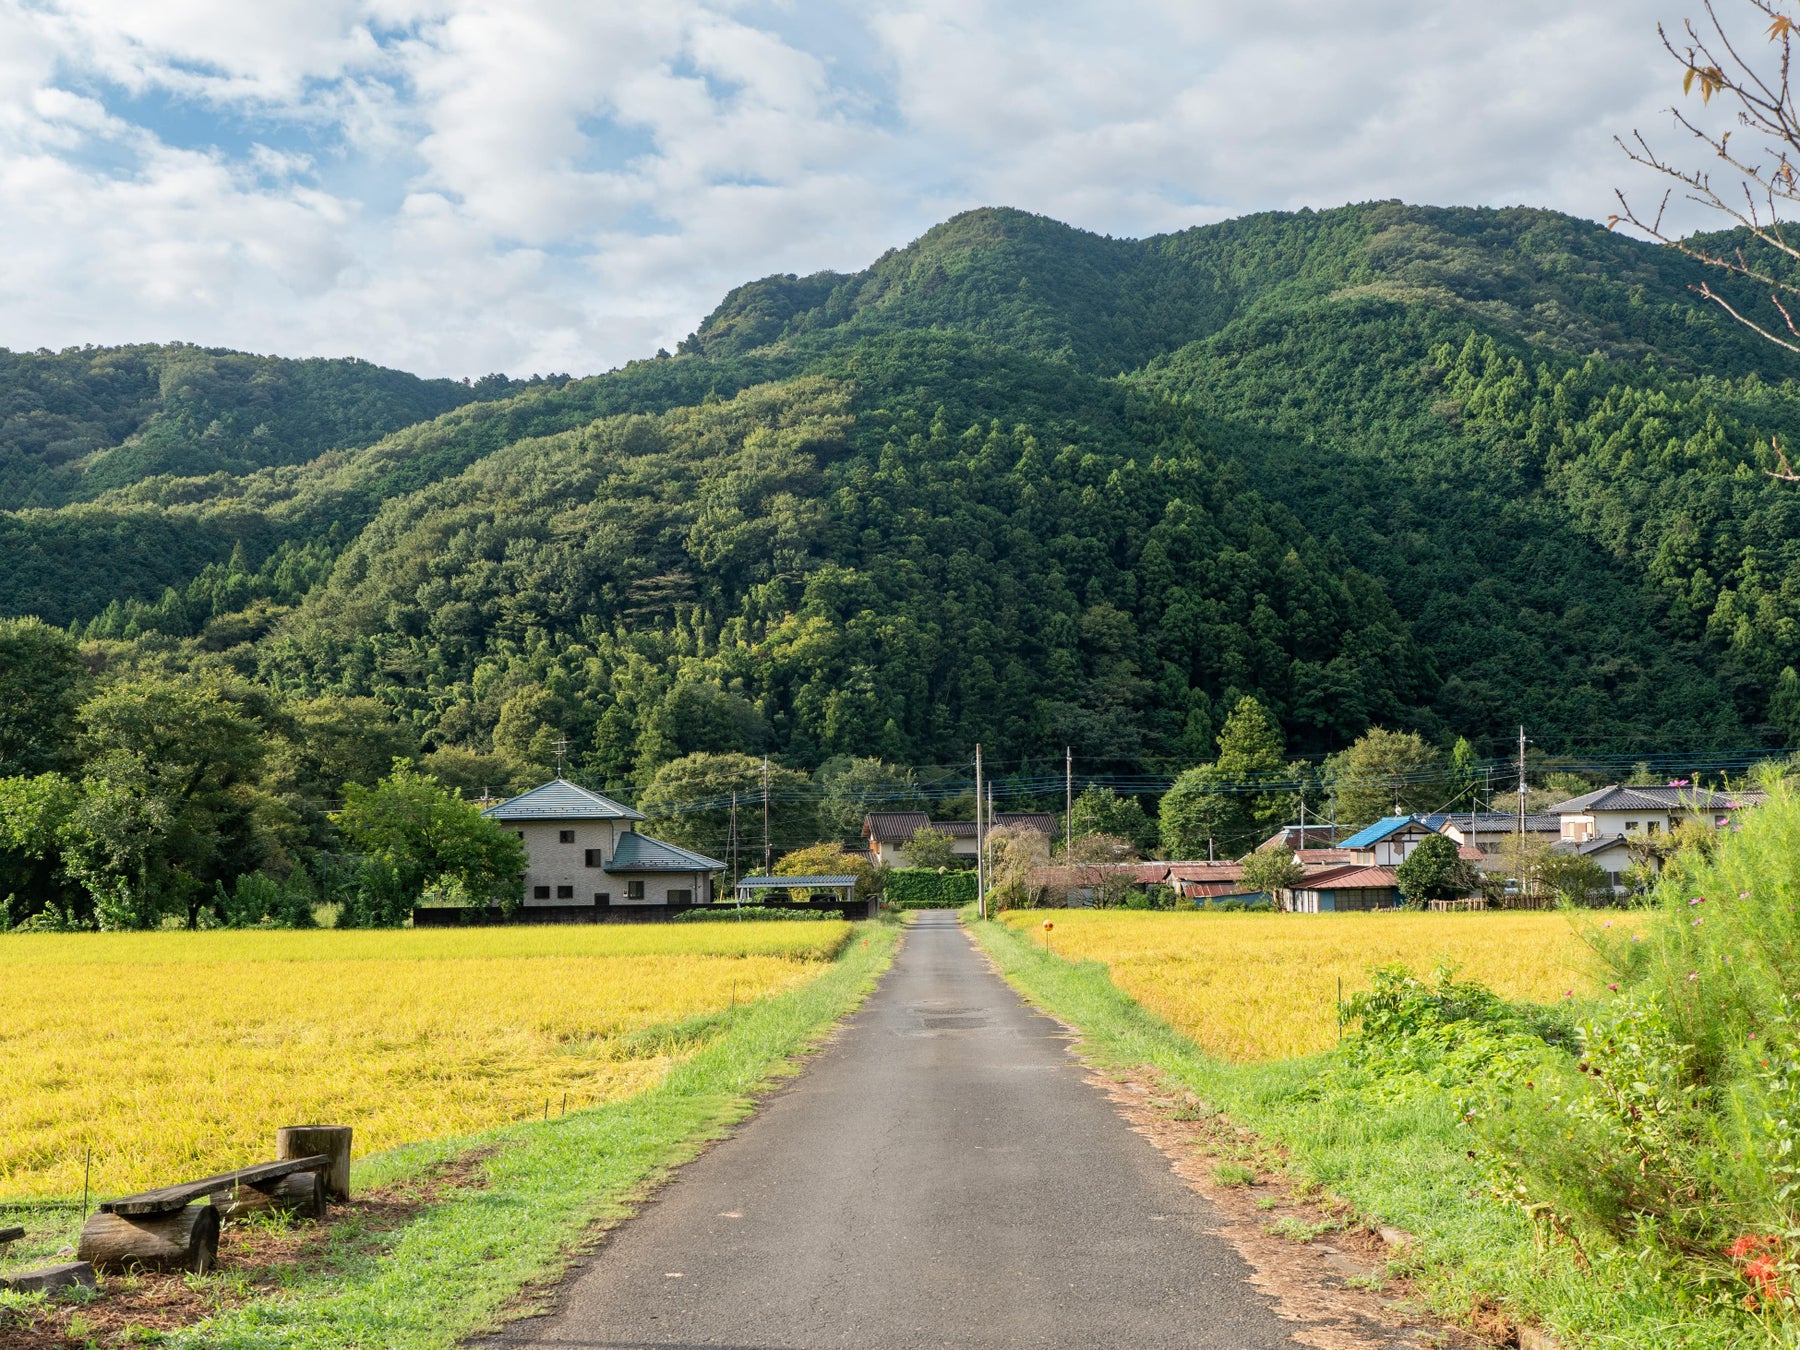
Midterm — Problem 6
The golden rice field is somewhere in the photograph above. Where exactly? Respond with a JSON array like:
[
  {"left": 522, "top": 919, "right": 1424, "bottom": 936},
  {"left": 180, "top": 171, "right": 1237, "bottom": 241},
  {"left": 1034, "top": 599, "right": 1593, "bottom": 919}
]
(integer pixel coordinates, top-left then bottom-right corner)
[
  {"left": 1003, "top": 909, "right": 1633, "bottom": 1062},
  {"left": 0, "top": 922, "right": 849, "bottom": 1200}
]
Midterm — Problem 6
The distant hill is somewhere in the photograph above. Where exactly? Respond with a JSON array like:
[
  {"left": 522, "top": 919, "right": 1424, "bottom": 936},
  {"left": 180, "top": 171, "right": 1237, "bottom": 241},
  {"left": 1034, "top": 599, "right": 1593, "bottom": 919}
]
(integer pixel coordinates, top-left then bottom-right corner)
[{"left": 4, "top": 201, "right": 1799, "bottom": 778}]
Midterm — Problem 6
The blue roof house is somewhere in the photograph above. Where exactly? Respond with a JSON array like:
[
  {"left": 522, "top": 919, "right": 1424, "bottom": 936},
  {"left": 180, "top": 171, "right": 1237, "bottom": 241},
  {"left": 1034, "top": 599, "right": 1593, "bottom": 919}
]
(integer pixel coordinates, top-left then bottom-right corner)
[{"left": 482, "top": 779, "right": 723, "bottom": 909}]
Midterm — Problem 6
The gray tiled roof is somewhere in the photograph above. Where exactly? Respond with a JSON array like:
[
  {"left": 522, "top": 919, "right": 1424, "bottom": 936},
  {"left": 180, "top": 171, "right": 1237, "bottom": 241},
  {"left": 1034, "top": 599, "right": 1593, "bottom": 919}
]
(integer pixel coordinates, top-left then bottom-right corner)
[
  {"left": 482, "top": 779, "right": 644, "bottom": 822},
  {"left": 1547, "top": 784, "right": 1743, "bottom": 814},
  {"left": 604, "top": 831, "right": 723, "bottom": 873}
]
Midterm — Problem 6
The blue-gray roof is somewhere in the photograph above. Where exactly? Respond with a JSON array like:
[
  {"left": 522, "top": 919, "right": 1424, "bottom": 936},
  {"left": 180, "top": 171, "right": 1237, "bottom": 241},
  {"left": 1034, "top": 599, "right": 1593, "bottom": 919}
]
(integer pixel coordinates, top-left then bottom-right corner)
[
  {"left": 1339, "top": 816, "right": 1429, "bottom": 849},
  {"left": 605, "top": 831, "right": 723, "bottom": 873},
  {"left": 482, "top": 779, "right": 644, "bottom": 823}
]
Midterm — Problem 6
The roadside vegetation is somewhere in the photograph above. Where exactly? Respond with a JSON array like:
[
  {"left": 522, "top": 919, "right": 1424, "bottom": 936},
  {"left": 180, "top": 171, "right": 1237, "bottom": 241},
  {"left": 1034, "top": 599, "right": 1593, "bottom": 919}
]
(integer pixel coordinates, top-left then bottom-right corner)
[{"left": 973, "top": 791, "right": 1800, "bottom": 1347}]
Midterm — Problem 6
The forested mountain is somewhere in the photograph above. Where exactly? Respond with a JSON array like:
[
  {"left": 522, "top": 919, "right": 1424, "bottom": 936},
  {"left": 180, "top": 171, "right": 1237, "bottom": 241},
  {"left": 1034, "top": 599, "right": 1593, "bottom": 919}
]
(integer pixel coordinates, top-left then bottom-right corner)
[{"left": 6, "top": 201, "right": 1800, "bottom": 795}]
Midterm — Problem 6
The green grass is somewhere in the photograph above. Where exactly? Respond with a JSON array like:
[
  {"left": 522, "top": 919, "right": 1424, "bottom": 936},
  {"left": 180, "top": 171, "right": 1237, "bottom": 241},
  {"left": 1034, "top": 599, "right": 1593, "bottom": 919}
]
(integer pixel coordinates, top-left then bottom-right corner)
[
  {"left": 137, "top": 920, "right": 900, "bottom": 1349},
  {"left": 966, "top": 912, "right": 1749, "bottom": 1350}
]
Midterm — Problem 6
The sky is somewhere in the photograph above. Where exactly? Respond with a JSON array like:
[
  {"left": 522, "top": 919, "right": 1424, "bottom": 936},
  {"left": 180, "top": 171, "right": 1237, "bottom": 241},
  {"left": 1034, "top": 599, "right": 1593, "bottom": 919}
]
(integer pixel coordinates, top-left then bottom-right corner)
[{"left": 0, "top": 0, "right": 1709, "bottom": 379}]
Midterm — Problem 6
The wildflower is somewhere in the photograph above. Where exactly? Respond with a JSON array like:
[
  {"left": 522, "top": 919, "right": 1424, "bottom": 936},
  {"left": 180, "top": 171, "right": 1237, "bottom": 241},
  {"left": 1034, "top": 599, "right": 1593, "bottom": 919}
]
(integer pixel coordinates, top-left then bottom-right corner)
[
  {"left": 1607, "top": 983, "right": 1619, "bottom": 992},
  {"left": 1603, "top": 920, "right": 1614, "bottom": 928},
  {"left": 1632, "top": 934, "right": 1643, "bottom": 942},
  {"left": 1687, "top": 972, "right": 1700, "bottom": 982},
  {"left": 1689, "top": 897, "right": 1706, "bottom": 906},
  {"left": 1740, "top": 891, "right": 1752, "bottom": 900},
  {"left": 1693, "top": 917, "right": 1704, "bottom": 926}
]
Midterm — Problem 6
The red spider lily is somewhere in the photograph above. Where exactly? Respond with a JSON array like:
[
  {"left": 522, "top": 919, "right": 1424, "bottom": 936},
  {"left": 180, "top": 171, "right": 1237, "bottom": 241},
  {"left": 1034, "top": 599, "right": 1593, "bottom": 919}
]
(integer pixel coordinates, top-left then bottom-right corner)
[{"left": 1727, "top": 1234, "right": 1789, "bottom": 1306}]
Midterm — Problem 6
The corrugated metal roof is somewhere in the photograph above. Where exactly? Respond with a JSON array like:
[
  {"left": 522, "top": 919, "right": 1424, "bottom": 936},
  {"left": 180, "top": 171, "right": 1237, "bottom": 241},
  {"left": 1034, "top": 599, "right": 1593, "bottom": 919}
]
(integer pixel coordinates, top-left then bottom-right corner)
[
  {"left": 483, "top": 779, "right": 644, "bottom": 822},
  {"left": 736, "top": 875, "right": 859, "bottom": 888},
  {"left": 1299, "top": 864, "right": 1400, "bottom": 890},
  {"left": 604, "top": 831, "right": 723, "bottom": 872},
  {"left": 1337, "top": 816, "right": 1425, "bottom": 849}
]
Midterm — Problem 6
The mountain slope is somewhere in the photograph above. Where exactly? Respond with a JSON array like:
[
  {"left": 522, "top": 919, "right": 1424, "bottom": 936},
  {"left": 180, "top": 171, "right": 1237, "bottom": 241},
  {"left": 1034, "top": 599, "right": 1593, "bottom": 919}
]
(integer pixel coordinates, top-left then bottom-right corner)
[{"left": 4, "top": 201, "right": 1799, "bottom": 775}]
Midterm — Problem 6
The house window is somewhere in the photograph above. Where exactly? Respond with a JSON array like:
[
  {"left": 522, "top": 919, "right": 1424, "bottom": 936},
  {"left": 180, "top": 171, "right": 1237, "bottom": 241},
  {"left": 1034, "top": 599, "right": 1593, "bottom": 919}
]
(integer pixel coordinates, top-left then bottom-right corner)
[
  {"left": 625, "top": 879, "right": 645, "bottom": 900},
  {"left": 516, "top": 831, "right": 524, "bottom": 839},
  {"left": 532, "top": 884, "right": 551, "bottom": 900},
  {"left": 584, "top": 849, "right": 605, "bottom": 867},
  {"left": 594, "top": 892, "right": 610, "bottom": 906},
  {"left": 555, "top": 884, "right": 574, "bottom": 899},
  {"left": 1624, "top": 821, "right": 1638, "bottom": 833},
  {"left": 668, "top": 889, "right": 692, "bottom": 905},
  {"left": 559, "top": 829, "right": 575, "bottom": 844},
  {"left": 1646, "top": 820, "right": 1660, "bottom": 834}
]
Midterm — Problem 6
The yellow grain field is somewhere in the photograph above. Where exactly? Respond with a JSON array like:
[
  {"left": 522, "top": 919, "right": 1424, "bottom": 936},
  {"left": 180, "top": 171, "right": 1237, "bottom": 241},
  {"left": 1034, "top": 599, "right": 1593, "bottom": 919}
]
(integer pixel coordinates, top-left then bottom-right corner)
[
  {"left": 1002, "top": 909, "right": 1628, "bottom": 1062},
  {"left": 0, "top": 922, "right": 849, "bottom": 1200}
]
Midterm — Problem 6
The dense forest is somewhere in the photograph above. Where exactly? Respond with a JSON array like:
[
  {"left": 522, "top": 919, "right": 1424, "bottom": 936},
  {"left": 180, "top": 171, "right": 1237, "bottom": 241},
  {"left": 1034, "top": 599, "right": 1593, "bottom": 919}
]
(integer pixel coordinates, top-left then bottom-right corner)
[{"left": 5, "top": 200, "right": 1800, "bottom": 924}]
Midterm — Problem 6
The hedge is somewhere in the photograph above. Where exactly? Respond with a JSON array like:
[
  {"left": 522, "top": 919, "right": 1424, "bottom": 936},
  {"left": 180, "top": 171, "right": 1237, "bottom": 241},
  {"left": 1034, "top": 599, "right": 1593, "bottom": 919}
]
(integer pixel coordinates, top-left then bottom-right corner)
[
  {"left": 883, "top": 869, "right": 978, "bottom": 909},
  {"left": 670, "top": 905, "right": 828, "bottom": 922}
]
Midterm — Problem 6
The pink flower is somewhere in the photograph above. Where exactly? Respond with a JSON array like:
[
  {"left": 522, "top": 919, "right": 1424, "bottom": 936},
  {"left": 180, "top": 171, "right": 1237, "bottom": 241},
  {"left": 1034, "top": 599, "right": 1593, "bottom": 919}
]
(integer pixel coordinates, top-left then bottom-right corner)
[
  {"left": 1688, "top": 972, "right": 1700, "bottom": 982},
  {"left": 1690, "top": 897, "right": 1706, "bottom": 906},
  {"left": 1603, "top": 920, "right": 1614, "bottom": 928},
  {"left": 1632, "top": 934, "right": 1644, "bottom": 943},
  {"left": 1693, "top": 917, "right": 1704, "bottom": 926},
  {"left": 1740, "top": 891, "right": 1752, "bottom": 900},
  {"left": 1607, "top": 983, "right": 1620, "bottom": 992}
]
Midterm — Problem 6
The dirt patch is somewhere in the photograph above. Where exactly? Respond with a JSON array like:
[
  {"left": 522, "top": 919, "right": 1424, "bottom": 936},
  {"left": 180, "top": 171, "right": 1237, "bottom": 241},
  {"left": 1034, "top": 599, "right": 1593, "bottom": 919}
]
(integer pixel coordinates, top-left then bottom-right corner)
[
  {"left": 1094, "top": 1066, "right": 1500, "bottom": 1349},
  {"left": 0, "top": 1148, "right": 499, "bottom": 1349}
]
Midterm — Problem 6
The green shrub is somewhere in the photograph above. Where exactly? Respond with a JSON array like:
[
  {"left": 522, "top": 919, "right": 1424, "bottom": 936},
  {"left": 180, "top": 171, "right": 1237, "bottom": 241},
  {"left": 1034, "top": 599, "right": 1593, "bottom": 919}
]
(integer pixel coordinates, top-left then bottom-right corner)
[
  {"left": 1479, "top": 778, "right": 1800, "bottom": 1321},
  {"left": 884, "top": 869, "right": 978, "bottom": 908}
]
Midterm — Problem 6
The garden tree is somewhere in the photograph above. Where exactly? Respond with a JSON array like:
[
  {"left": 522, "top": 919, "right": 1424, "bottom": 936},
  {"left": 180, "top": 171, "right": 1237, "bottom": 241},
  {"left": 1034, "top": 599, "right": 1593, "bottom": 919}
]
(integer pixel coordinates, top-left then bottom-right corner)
[
  {"left": 904, "top": 825, "right": 959, "bottom": 870},
  {"left": 1239, "top": 848, "right": 1305, "bottom": 905},
  {"left": 1447, "top": 736, "right": 1480, "bottom": 807},
  {"left": 64, "top": 679, "right": 279, "bottom": 929},
  {"left": 816, "top": 756, "right": 926, "bottom": 840},
  {"left": 1066, "top": 784, "right": 1156, "bottom": 854},
  {"left": 1394, "top": 833, "right": 1479, "bottom": 907},
  {"left": 1062, "top": 832, "right": 1139, "bottom": 909},
  {"left": 333, "top": 762, "right": 526, "bottom": 925},
  {"left": 0, "top": 772, "right": 79, "bottom": 927},
  {"left": 986, "top": 823, "right": 1051, "bottom": 910},
  {"left": 1159, "top": 697, "right": 1295, "bottom": 859},
  {"left": 0, "top": 617, "right": 86, "bottom": 777},
  {"left": 634, "top": 752, "right": 816, "bottom": 863},
  {"left": 1323, "top": 728, "right": 1445, "bottom": 829},
  {"left": 1536, "top": 850, "right": 1614, "bottom": 908},
  {"left": 1494, "top": 830, "right": 1554, "bottom": 899},
  {"left": 773, "top": 841, "right": 881, "bottom": 902}
]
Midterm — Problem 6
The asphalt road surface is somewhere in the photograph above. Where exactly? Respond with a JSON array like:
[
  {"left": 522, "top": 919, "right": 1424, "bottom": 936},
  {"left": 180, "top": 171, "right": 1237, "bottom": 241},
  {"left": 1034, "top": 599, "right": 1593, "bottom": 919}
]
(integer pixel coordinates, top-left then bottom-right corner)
[{"left": 486, "top": 912, "right": 1300, "bottom": 1349}]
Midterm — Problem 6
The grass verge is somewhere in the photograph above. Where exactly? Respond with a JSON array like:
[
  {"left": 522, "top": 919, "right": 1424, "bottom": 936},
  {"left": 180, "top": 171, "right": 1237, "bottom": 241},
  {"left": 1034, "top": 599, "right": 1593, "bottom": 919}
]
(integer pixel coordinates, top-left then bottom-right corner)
[
  {"left": 134, "top": 920, "right": 901, "bottom": 1349},
  {"left": 967, "top": 912, "right": 1744, "bottom": 1350}
]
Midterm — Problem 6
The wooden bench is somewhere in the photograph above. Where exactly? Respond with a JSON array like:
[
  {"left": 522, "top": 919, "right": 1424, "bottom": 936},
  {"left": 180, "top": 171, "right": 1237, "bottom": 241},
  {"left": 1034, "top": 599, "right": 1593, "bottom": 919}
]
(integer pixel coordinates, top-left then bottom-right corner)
[{"left": 98, "top": 1155, "right": 330, "bottom": 1217}]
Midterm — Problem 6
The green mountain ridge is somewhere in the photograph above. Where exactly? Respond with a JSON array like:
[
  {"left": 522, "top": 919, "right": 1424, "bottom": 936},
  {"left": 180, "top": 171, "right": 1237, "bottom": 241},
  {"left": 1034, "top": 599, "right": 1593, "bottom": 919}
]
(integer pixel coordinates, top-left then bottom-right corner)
[{"left": 4, "top": 200, "right": 1799, "bottom": 778}]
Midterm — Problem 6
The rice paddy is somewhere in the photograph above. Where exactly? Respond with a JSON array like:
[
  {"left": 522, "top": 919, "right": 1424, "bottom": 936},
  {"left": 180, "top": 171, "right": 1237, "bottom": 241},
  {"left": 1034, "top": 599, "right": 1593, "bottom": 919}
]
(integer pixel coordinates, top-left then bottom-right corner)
[
  {"left": 1001, "top": 909, "right": 1625, "bottom": 1062},
  {"left": 0, "top": 922, "right": 850, "bottom": 1201}
]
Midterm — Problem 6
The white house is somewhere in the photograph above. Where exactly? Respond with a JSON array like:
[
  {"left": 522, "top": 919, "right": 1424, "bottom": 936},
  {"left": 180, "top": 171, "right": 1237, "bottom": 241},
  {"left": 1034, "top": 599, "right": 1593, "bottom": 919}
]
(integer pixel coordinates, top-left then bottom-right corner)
[
  {"left": 1546, "top": 784, "right": 1756, "bottom": 843},
  {"left": 483, "top": 779, "right": 723, "bottom": 908}
]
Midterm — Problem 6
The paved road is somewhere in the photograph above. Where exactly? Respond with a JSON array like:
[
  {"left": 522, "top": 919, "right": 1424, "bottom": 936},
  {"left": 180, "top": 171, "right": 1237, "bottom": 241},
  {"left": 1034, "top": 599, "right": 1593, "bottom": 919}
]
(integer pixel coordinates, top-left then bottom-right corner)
[{"left": 488, "top": 912, "right": 1298, "bottom": 1349}]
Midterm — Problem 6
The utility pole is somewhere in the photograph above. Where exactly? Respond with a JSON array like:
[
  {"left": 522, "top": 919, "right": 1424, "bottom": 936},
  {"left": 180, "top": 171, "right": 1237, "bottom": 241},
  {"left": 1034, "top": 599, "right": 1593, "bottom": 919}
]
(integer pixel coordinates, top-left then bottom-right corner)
[
  {"left": 729, "top": 792, "right": 739, "bottom": 895},
  {"left": 1515, "top": 726, "right": 1529, "bottom": 843},
  {"left": 1065, "top": 746, "right": 1073, "bottom": 857},
  {"left": 762, "top": 756, "right": 771, "bottom": 875},
  {"left": 553, "top": 733, "right": 571, "bottom": 779},
  {"left": 975, "top": 744, "right": 986, "bottom": 920}
]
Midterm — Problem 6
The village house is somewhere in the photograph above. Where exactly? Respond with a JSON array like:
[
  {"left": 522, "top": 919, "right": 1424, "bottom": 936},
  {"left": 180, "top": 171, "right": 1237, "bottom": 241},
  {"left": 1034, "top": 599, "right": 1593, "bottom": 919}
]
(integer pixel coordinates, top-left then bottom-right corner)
[
  {"left": 862, "top": 811, "right": 1058, "bottom": 867},
  {"left": 483, "top": 779, "right": 723, "bottom": 909},
  {"left": 1546, "top": 784, "right": 1758, "bottom": 842}
]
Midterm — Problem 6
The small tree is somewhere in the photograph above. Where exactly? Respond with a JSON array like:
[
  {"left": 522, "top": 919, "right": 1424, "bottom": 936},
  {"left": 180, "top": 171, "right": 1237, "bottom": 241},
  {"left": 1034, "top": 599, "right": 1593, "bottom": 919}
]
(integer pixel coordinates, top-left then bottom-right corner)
[
  {"left": 1395, "top": 833, "right": 1478, "bottom": 907},
  {"left": 905, "top": 825, "right": 959, "bottom": 870},
  {"left": 1240, "top": 848, "right": 1305, "bottom": 908},
  {"left": 1323, "top": 728, "right": 1445, "bottom": 829},
  {"left": 1537, "top": 851, "right": 1614, "bottom": 908},
  {"left": 334, "top": 762, "right": 526, "bottom": 924},
  {"left": 1067, "top": 785, "right": 1156, "bottom": 854},
  {"left": 1064, "top": 832, "right": 1139, "bottom": 909},
  {"left": 987, "top": 824, "right": 1051, "bottom": 911}
]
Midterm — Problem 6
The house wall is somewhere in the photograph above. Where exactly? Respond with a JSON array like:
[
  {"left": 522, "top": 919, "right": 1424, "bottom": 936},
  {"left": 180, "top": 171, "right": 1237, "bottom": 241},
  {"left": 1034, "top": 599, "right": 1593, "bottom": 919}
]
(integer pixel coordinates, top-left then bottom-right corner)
[
  {"left": 512, "top": 822, "right": 711, "bottom": 907},
  {"left": 611, "top": 871, "right": 712, "bottom": 906}
]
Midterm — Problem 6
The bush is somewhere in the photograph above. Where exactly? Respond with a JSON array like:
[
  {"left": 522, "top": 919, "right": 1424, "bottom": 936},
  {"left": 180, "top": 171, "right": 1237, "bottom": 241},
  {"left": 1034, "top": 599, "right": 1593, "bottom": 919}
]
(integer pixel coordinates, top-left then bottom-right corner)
[
  {"left": 1481, "top": 779, "right": 1800, "bottom": 1321},
  {"left": 671, "top": 905, "right": 830, "bottom": 922},
  {"left": 884, "top": 868, "right": 978, "bottom": 909}
]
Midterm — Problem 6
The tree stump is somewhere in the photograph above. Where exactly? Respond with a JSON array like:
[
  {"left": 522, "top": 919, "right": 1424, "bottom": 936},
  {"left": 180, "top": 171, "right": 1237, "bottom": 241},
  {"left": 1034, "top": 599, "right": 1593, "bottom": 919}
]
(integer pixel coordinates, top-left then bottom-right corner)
[
  {"left": 212, "top": 1170, "right": 325, "bottom": 1222},
  {"left": 77, "top": 1204, "right": 219, "bottom": 1274},
  {"left": 276, "top": 1126, "right": 352, "bottom": 1201}
]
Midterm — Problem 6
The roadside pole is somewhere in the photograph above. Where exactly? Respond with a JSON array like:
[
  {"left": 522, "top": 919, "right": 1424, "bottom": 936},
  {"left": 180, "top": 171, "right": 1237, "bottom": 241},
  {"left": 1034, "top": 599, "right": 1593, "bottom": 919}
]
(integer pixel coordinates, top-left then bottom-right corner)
[{"left": 975, "top": 744, "right": 986, "bottom": 920}]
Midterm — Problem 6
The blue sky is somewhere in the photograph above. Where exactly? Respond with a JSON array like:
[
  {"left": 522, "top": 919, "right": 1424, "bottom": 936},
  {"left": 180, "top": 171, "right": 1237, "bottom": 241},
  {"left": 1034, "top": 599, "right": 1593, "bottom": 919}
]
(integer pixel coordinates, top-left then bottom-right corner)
[{"left": 0, "top": 1, "right": 1699, "bottom": 377}]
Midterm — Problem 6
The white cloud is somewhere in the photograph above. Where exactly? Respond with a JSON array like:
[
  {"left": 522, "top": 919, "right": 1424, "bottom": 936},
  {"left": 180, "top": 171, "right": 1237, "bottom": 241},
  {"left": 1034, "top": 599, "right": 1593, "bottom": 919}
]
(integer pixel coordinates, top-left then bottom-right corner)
[{"left": 0, "top": 0, "right": 1718, "bottom": 377}]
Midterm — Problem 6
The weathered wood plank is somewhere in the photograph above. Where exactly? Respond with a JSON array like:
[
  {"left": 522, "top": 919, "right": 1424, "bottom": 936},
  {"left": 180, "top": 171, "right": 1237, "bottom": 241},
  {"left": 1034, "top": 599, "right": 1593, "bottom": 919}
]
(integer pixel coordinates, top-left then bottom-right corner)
[
  {"left": 0, "top": 1224, "right": 24, "bottom": 1244},
  {"left": 0, "top": 1261, "right": 95, "bottom": 1294},
  {"left": 99, "top": 1155, "right": 330, "bottom": 1216}
]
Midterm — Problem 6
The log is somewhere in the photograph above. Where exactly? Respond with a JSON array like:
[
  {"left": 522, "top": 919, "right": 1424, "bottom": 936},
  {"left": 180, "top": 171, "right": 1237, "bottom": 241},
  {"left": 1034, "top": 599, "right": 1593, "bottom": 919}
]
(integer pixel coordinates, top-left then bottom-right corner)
[
  {"left": 0, "top": 1262, "right": 96, "bottom": 1295},
  {"left": 211, "top": 1169, "right": 325, "bottom": 1222},
  {"left": 77, "top": 1204, "right": 219, "bottom": 1274},
  {"left": 277, "top": 1126, "right": 352, "bottom": 1201},
  {"left": 0, "top": 1224, "right": 23, "bottom": 1245}
]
